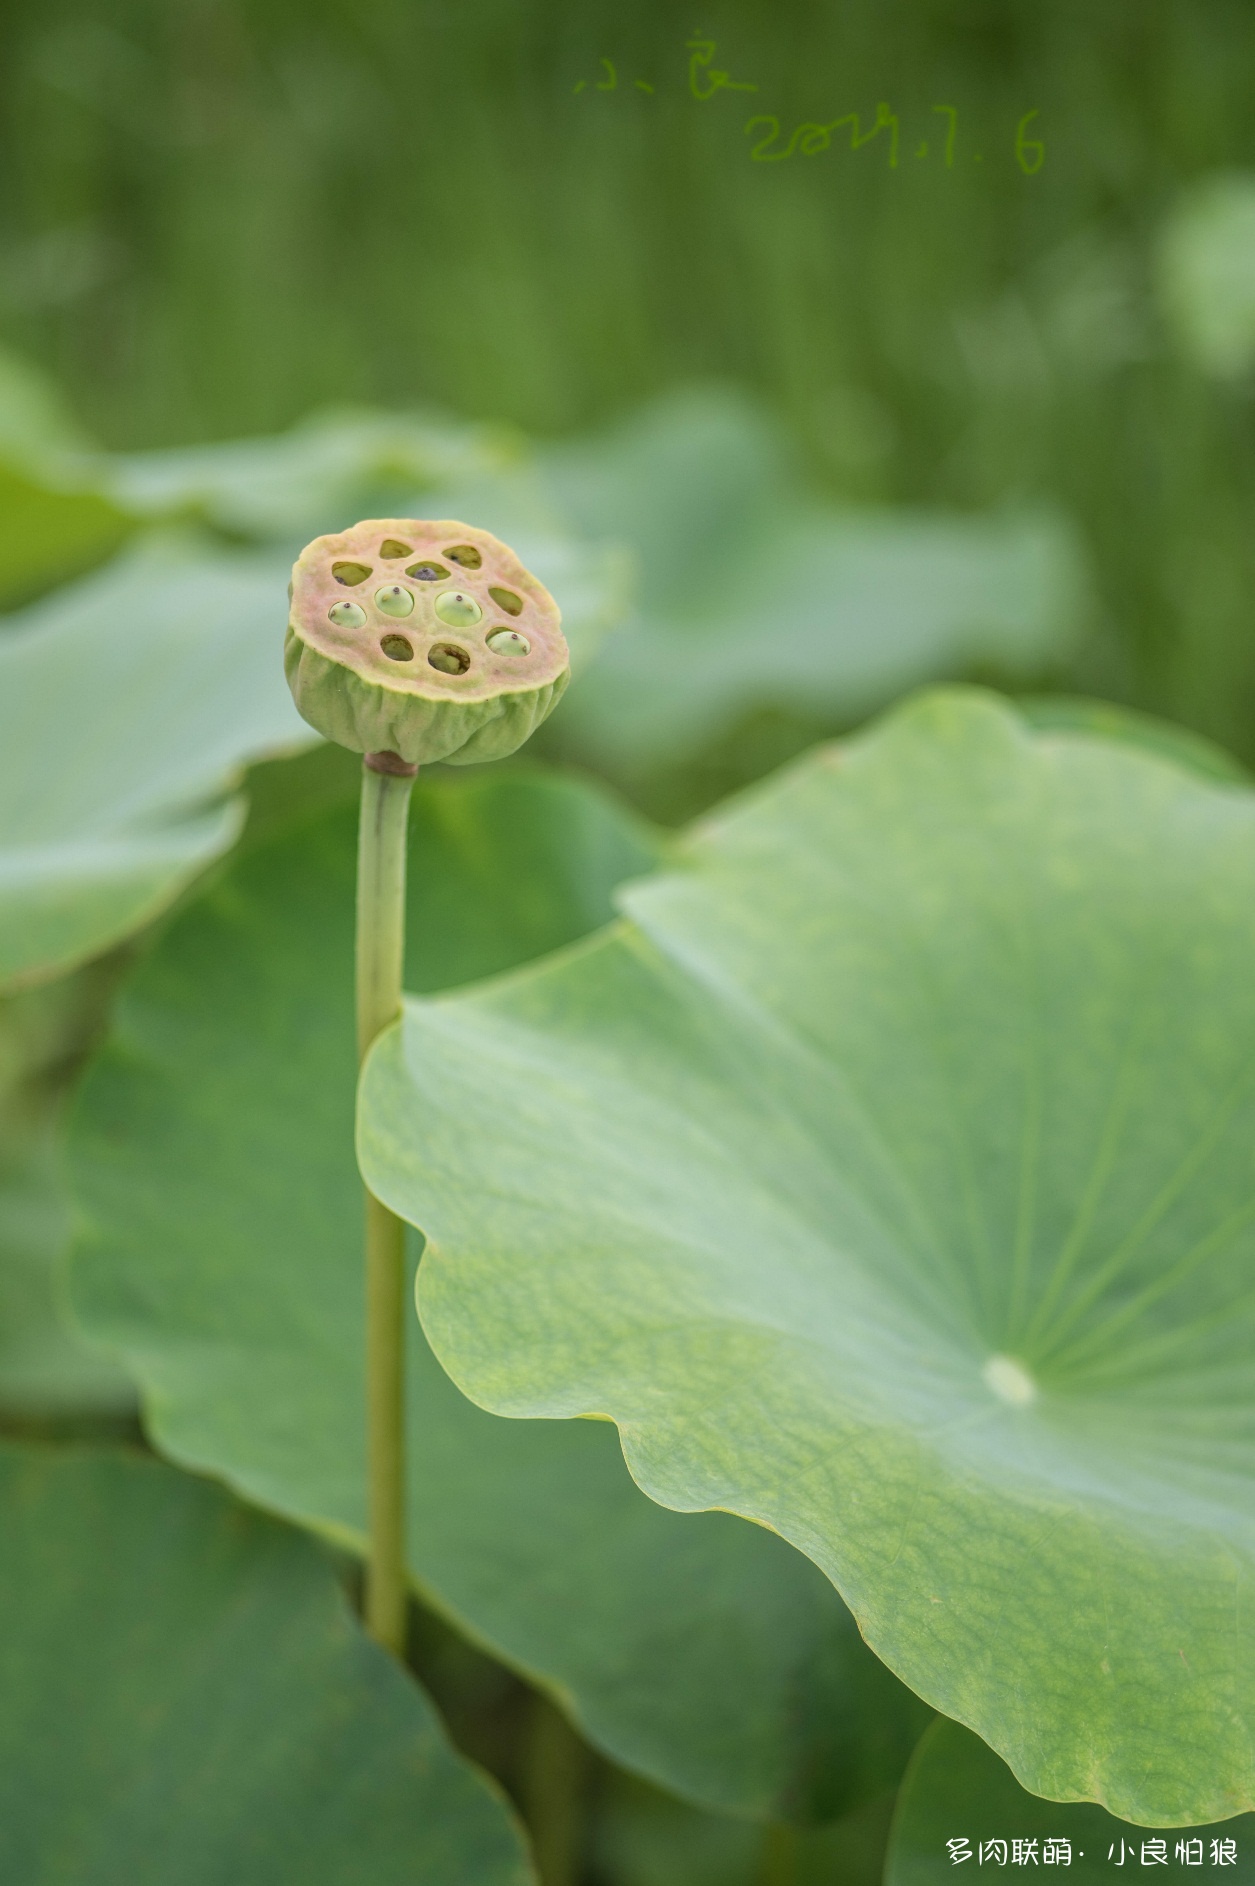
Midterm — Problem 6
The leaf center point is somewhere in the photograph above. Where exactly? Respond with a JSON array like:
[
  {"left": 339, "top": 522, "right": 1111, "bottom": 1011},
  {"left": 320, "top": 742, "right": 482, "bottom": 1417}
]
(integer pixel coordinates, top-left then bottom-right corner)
[{"left": 982, "top": 1353, "right": 1037, "bottom": 1406}]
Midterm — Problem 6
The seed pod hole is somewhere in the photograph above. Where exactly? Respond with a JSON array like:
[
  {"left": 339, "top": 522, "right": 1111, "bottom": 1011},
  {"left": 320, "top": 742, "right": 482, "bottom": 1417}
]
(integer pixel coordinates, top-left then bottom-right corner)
[
  {"left": 487, "top": 628, "right": 530, "bottom": 657},
  {"left": 435, "top": 589, "right": 483, "bottom": 627},
  {"left": 428, "top": 643, "right": 471, "bottom": 675},
  {"left": 406, "top": 561, "right": 449, "bottom": 582},
  {"left": 375, "top": 584, "right": 415, "bottom": 618},
  {"left": 332, "top": 560, "right": 372, "bottom": 586},
  {"left": 443, "top": 544, "right": 483, "bottom": 570},
  {"left": 329, "top": 601, "right": 368, "bottom": 630},
  {"left": 379, "top": 538, "right": 412, "bottom": 559},
  {"left": 380, "top": 634, "right": 414, "bottom": 662},
  {"left": 488, "top": 586, "right": 524, "bottom": 617}
]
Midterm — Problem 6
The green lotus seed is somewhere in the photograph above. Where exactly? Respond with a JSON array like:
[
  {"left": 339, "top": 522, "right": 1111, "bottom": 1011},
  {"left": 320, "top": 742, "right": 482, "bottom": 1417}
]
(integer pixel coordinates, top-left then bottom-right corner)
[
  {"left": 487, "top": 628, "right": 530, "bottom": 656},
  {"left": 435, "top": 590, "right": 483, "bottom": 627},
  {"left": 328, "top": 601, "right": 368, "bottom": 629},
  {"left": 375, "top": 584, "right": 415, "bottom": 618},
  {"left": 428, "top": 643, "right": 471, "bottom": 675}
]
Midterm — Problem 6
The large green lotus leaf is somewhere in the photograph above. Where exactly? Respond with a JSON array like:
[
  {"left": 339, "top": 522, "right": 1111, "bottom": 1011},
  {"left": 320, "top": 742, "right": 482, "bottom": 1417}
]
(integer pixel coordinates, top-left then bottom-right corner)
[
  {"left": 0, "top": 750, "right": 361, "bottom": 1424},
  {"left": 1015, "top": 696, "right": 1251, "bottom": 787},
  {"left": 887, "top": 1719, "right": 1255, "bottom": 1886},
  {"left": 0, "top": 1135, "right": 133, "bottom": 1417},
  {"left": 68, "top": 769, "right": 930, "bottom": 1822},
  {"left": 0, "top": 532, "right": 315, "bottom": 990},
  {"left": 0, "top": 963, "right": 134, "bottom": 1416},
  {"left": 359, "top": 687, "right": 1255, "bottom": 1826},
  {"left": 0, "top": 1443, "right": 531, "bottom": 1885},
  {"left": 536, "top": 388, "right": 1089, "bottom": 776}
]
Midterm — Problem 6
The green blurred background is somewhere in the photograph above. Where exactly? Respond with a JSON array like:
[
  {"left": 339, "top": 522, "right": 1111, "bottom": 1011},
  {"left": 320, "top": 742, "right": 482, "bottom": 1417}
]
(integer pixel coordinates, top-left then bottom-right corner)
[{"left": 1, "top": 0, "right": 1254, "bottom": 763}]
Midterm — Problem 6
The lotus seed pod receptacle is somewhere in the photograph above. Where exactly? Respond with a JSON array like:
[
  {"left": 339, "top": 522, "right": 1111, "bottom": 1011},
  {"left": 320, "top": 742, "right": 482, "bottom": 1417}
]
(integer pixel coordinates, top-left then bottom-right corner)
[{"left": 285, "top": 518, "right": 569, "bottom": 766}]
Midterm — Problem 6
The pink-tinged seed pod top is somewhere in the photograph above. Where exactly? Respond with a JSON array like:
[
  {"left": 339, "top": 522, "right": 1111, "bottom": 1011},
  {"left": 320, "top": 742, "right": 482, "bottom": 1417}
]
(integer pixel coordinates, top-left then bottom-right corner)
[{"left": 284, "top": 519, "right": 570, "bottom": 766}]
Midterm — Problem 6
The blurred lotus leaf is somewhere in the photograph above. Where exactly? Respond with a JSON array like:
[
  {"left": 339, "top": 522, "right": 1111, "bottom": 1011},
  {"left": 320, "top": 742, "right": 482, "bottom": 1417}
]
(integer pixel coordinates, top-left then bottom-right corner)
[
  {"left": 0, "top": 464, "right": 134, "bottom": 617},
  {"left": 1, "top": 341, "right": 627, "bottom": 657},
  {"left": 0, "top": 356, "right": 1093, "bottom": 987},
  {"left": 359, "top": 687, "right": 1255, "bottom": 1826},
  {"left": 0, "top": 345, "right": 134, "bottom": 612},
  {"left": 0, "top": 962, "right": 134, "bottom": 1416},
  {"left": 69, "top": 765, "right": 931, "bottom": 1824},
  {"left": 535, "top": 387, "right": 1091, "bottom": 778},
  {"left": 104, "top": 406, "right": 628, "bottom": 671},
  {"left": 0, "top": 1444, "right": 532, "bottom": 1885},
  {"left": 595, "top": 1772, "right": 896, "bottom": 1886},
  {"left": 1157, "top": 172, "right": 1255, "bottom": 380},
  {"left": 0, "top": 533, "right": 313, "bottom": 991},
  {"left": 394, "top": 464, "right": 631, "bottom": 676},
  {"left": 104, "top": 405, "right": 527, "bottom": 541},
  {"left": 886, "top": 1719, "right": 1255, "bottom": 1880},
  {"left": 0, "top": 347, "right": 97, "bottom": 468}
]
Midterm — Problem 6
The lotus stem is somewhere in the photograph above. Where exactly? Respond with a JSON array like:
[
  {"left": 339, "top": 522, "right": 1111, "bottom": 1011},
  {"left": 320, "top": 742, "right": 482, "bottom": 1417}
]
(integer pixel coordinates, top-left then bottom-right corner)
[
  {"left": 522, "top": 1692, "right": 590, "bottom": 1886},
  {"left": 286, "top": 515, "right": 572, "bottom": 1651},
  {"left": 357, "top": 750, "right": 416, "bottom": 1656},
  {"left": 761, "top": 1822, "right": 798, "bottom": 1886}
]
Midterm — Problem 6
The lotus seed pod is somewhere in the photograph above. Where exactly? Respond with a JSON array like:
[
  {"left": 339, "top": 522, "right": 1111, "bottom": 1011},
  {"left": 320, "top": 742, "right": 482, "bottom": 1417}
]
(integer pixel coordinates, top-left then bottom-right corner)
[{"left": 285, "top": 519, "right": 570, "bottom": 766}]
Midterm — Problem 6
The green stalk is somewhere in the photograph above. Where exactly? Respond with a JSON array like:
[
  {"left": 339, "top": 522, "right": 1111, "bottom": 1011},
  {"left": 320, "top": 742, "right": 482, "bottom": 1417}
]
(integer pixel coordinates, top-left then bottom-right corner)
[
  {"left": 522, "top": 1692, "right": 591, "bottom": 1886},
  {"left": 760, "top": 1822, "right": 798, "bottom": 1886},
  {"left": 356, "top": 751, "right": 417, "bottom": 1656}
]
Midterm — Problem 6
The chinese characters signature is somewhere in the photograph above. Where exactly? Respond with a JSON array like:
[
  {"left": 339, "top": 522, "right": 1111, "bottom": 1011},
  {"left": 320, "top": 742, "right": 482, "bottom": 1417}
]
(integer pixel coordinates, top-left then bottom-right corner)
[
  {"left": 945, "top": 1836, "right": 1238, "bottom": 1868},
  {"left": 571, "top": 36, "right": 1044, "bottom": 175},
  {"left": 685, "top": 35, "right": 757, "bottom": 101}
]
